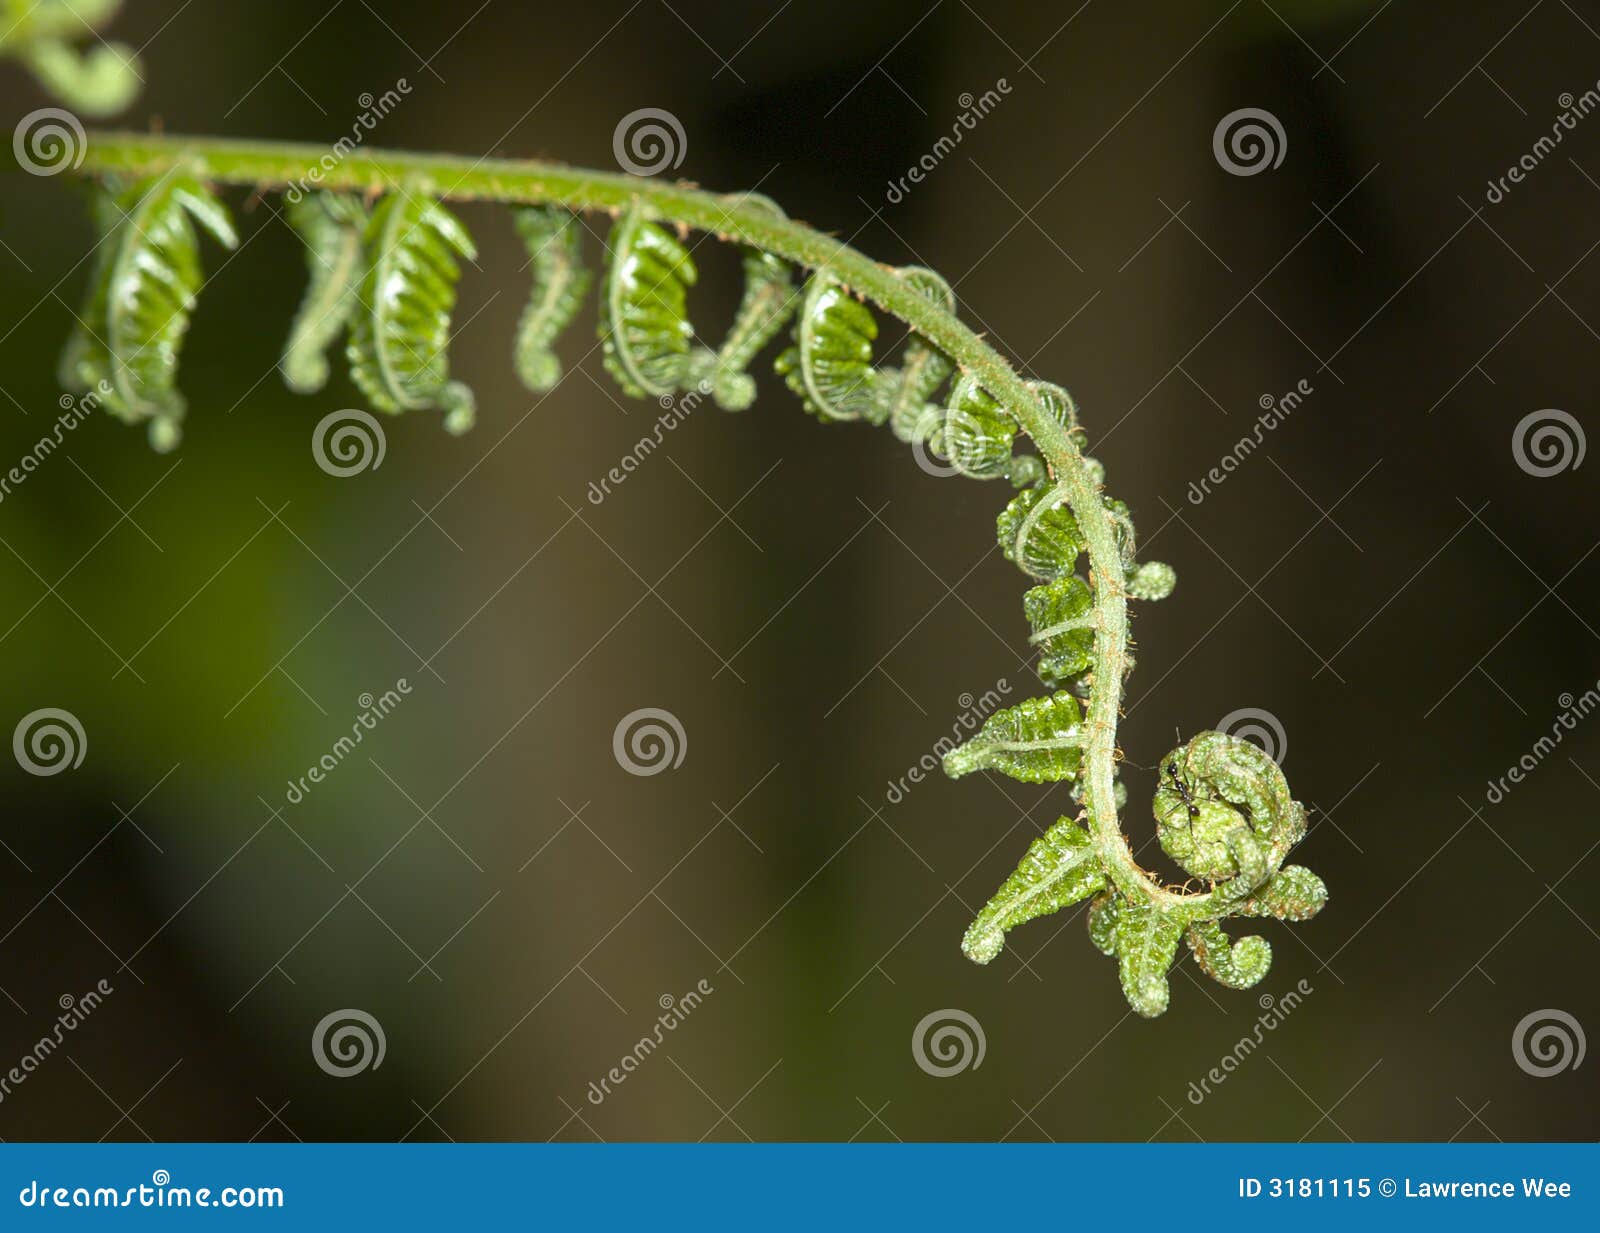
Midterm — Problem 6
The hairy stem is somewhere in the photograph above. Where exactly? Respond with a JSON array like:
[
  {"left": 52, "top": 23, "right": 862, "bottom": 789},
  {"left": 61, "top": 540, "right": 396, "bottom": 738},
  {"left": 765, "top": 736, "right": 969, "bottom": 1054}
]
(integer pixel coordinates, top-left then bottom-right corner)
[{"left": 77, "top": 129, "right": 1214, "bottom": 913}]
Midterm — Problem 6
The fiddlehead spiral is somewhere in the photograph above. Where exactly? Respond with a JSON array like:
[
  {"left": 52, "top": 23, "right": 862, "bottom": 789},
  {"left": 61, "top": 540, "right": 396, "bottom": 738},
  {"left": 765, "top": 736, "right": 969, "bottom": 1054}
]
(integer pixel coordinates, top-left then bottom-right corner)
[
  {"left": 347, "top": 185, "right": 478, "bottom": 434},
  {"left": 599, "top": 202, "right": 699, "bottom": 399},
  {"left": 59, "top": 169, "right": 238, "bottom": 451},
  {"left": 512, "top": 206, "right": 591, "bottom": 394},
  {"left": 281, "top": 192, "right": 367, "bottom": 394},
  {"left": 48, "top": 127, "right": 1331, "bottom": 1018},
  {"left": 0, "top": 0, "right": 141, "bottom": 116}
]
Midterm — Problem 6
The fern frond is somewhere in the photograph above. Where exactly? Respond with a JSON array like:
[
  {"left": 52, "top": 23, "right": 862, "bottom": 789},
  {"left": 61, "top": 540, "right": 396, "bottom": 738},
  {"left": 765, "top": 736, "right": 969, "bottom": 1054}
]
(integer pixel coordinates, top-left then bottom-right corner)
[
  {"left": 1186, "top": 920, "right": 1271, "bottom": 990},
  {"left": 938, "top": 373, "right": 1017, "bottom": 479},
  {"left": 512, "top": 206, "right": 591, "bottom": 393},
  {"left": 347, "top": 185, "right": 477, "bottom": 434},
  {"left": 600, "top": 202, "right": 698, "bottom": 399},
  {"left": 997, "top": 482, "right": 1084, "bottom": 581},
  {"left": 775, "top": 273, "right": 880, "bottom": 423},
  {"left": 1114, "top": 896, "right": 1183, "bottom": 1018},
  {"left": 682, "top": 192, "right": 796, "bottom": 411},
  {"left": 880, "top": 267, "right": 956, "bottom": 441},
  {"left": 281, "top": 192, "right": 367, "bottom": 394},
  {"left": 1024, "top": 574, "right": 1095, "bottom": 690},
  {"left": 52, "top": 132, "right": 1334, "bottom": 1020},
  {"left": 59, "top": 168, "right": 237, "bottom": 450},
  {"left": 962, "top": 816, "right": 1105, "bottom": 964},
  {"left": 942, "top": 690, "right": 1085, "bottom": 784},
  {"left": 0, "top": 0, "right": 141, "bottom": 115}
]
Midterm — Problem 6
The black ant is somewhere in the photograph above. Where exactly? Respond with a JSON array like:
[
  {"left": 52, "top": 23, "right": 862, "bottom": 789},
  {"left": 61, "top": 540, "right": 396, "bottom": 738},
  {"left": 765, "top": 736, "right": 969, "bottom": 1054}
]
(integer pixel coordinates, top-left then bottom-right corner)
[{"left": 1165, "top": 760, "right": 1199, "bottom": 820}]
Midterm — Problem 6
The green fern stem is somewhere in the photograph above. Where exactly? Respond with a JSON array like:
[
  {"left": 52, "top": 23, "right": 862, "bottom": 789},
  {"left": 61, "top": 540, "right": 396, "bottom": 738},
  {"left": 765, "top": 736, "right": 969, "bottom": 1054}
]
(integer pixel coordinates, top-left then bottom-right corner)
[{"left": 73, "top": 129, "right": 1215, "bottom": 920}]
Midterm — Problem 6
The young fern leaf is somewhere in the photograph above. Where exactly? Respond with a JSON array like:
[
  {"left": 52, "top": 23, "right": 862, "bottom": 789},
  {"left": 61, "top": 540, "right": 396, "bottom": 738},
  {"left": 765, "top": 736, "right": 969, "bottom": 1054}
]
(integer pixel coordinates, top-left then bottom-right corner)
[
  {"left": 962, "top": 816, "right": 1105, "bottom": 964},
  {"left": 1186, "top": 920, "right": 1272, "bottom": 990},
  {"left": 0, "top": 0, "right": 142, "bottom": 115},
  {"left": 1114, "top": 897, "right": 1184, "bottom": 1018},
  {"left": 1234, "top": 865, "right": 1329, "bottom": 921},
  {"left": 59, "top": 168, "right": 237, "bottom": 451},
  {"left": 281, "top": 192, "right": 367, "bottom": 394},
  {"left": 347, "top": 186, "right": 477, "bottom": 434},
  {"left": 600, "top": 202, "right": 698, "bottom": 399},
  {"left": 512, "top": 206, "right": 591, "bottom": 393},
  {"left": 938, "top": 373, "right": 1016, "bottom": 479},
  {"left": 880, "top": 267, "right": 956, "bottom": 441},
  {"left": 775, "top": 273, "right": 881, "bottom": 422},
  {"left": 1087, "top": 890, "right": 1122, "bottom": 956},
  {"left": 1024, "top": 574, "right": 1095, "bottom": 690},
  {"left": 942, "top": 690, "right": 1085, "bottom": 784},
  {"left": 997, "top": 481, "right": 1084, "bottom": 580},
  {"left": 685, "top": 193, "right": 796, "bottom": 411}
]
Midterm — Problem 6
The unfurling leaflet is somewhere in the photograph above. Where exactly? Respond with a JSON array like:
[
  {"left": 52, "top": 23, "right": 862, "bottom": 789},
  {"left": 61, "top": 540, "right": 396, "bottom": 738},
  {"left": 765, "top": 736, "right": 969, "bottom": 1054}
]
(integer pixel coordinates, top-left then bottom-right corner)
[
  {"left": 282, "top": 192, "right": 367, "bottom": 394},
  {"left": 59, "top": 169, "right": 238, "bottom": 451},
  {"left": 512, "top": 206, "right": 591, "bottom": 393},
  {"left": 347, "top": 185, "right": 478, "bottom": 435}
]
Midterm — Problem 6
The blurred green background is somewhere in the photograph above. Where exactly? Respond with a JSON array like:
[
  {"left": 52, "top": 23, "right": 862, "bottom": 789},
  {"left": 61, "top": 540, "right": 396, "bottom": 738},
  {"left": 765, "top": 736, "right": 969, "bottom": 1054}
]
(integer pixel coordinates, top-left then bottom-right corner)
[{"left": 0, "top": 0, "right": 1596, "bottom": 1140}]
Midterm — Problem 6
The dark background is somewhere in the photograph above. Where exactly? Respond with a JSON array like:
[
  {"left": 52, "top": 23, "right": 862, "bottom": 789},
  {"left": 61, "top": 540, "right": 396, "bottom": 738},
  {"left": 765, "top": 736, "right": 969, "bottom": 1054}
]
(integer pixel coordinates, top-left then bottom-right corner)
[{"left": 0, "top": 0, "right": 1597, "bottom": 1141}]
